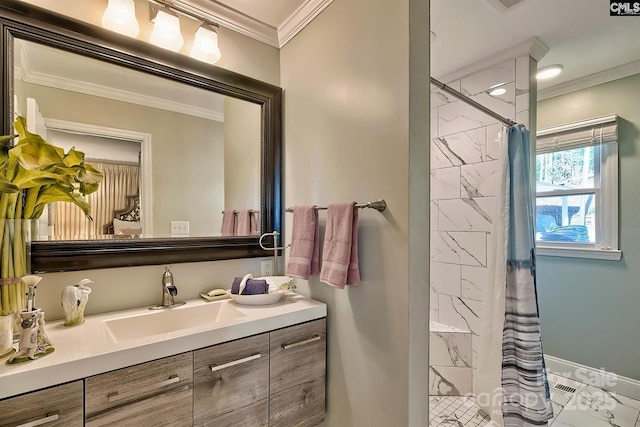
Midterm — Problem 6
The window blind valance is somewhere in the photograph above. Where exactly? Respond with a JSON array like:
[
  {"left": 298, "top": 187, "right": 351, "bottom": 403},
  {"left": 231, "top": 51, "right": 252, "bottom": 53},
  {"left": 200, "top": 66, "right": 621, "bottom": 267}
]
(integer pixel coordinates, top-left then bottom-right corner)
[{"left": 536, "top": 114, "right": 618, "bottom": 154}]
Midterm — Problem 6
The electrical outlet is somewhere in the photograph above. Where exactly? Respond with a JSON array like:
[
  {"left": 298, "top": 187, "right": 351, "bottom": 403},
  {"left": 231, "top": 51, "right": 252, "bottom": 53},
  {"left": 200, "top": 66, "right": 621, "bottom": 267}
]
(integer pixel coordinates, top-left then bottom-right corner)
[
  {"left": 170, "top": 221, "right": 190, "bottom": 235},
  {"left": 261, "top": 260, "right": 273, "bottom": 276}
]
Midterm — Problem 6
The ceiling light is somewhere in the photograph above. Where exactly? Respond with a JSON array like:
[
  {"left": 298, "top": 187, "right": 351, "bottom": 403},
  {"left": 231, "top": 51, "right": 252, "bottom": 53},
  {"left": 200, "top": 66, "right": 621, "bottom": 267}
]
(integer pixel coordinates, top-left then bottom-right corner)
[
  {"left": 150, "top": 7, "right": 184, "bottom": 52},
  {"left": 536, "top": 64, "right": 564, "bottom": 80},
  {"left": 190, "top": 23, "right": 222, "bottom": 64},
  {"left": 489, "top": 87, "right": 507, "bottom": 96},
  {"left": 489, "top": 82, "right": 506, "bottom": 89},
  {"left": 102, "top": 0, "right": 139, "bottom": 37}
]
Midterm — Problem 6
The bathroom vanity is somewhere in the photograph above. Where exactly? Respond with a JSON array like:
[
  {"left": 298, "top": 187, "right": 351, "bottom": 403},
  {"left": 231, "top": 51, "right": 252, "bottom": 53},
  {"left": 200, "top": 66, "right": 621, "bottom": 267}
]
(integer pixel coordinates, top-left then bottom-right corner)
[{"left": 0, "top": 296, "right": 326, "bottom": 426}]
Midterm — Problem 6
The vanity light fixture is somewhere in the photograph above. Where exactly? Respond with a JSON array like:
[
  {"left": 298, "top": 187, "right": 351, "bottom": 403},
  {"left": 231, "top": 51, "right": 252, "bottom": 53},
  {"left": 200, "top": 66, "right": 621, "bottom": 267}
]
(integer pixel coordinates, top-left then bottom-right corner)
[
  {"left": 536, "top": 64, "right": 564, "bottom": 80},
  {"left": 190, "top": 23, "right": 222, "bottom": 64},
  {"left": 101, "top": 0, "right": 140, "bottom": 37},
  {"left": 149, "top": 4, "right": 184, "bottom": 52}
]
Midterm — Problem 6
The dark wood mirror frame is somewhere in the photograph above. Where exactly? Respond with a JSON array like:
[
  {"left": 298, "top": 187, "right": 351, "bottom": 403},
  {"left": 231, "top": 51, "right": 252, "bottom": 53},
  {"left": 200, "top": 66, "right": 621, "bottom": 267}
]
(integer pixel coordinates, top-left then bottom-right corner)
[{"left": 0, "top": 1, "right": 281, "bottom": 272}]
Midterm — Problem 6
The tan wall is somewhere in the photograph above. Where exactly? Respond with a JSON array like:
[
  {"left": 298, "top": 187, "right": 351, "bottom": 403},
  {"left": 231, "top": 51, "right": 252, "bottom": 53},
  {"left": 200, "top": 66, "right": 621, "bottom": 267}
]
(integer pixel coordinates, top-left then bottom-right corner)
[
  {"left": 280, "top": 0, "right": 430, "bottom": 425},
  {"left": 20, "top": 82, "right": 225, "bottom": 236},
  {"left": 223, "top": 97, "right": 261, "bottom": 212},
  {"left": 20, "top": 0, "right": 279, "bottom": 320}
]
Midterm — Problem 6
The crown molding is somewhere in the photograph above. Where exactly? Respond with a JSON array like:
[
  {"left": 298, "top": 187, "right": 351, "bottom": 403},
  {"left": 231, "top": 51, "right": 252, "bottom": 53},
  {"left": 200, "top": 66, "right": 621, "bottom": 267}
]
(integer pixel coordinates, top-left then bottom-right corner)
[
  {"left": 172, "top": 0, "right": 279, "bottom": 47},
  {"left": 437, "top": 37, "right": 549, "bottom": 84},
  {"left": 18, "top": 69, "right": 224, "bottom": 122},
  {"left": 278, "top": 0, "right": 334, "bottom": 47},
  {"left": 170, "top": 0, "right": 333, "bottom": 49},
  {"left": 538, "top": 60, "right": 640, "bottom": 101}
]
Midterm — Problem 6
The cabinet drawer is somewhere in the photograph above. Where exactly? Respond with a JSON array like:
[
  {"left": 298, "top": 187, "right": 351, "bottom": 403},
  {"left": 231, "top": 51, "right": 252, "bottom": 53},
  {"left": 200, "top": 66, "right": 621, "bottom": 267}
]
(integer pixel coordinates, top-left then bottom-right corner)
[
  {"left": 193, "top": 333, "right": 269, "bottom": 427},
  {"left": 0, "top": 380, "right": 83, "bottom": 427},
  {"left": 85, "top": 352, "right": 192, "bottom": 427},
  {"left": 269, "top": 318, "right": 326, "bottom": 427}
]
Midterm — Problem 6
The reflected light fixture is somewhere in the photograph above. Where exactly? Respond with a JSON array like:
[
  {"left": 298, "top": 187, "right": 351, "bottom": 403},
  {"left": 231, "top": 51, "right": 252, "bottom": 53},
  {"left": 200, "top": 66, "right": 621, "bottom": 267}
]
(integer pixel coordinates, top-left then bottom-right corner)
[
  {"left": 190, "top": 23, "right": 222, "bottom": 64},
  {"left": 536, "top": 64, "right": 564, "bottom": 80},
  {"left": 149, "top": 5, "right": 184, "bottom": 52},
  {"left": 101, "top": 0, "right": 140, "bottom": 37}
]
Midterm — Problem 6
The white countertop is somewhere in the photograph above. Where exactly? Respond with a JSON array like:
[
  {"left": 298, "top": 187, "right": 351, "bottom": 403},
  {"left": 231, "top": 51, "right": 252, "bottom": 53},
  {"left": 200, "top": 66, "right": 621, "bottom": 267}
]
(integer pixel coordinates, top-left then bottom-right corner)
[{"left": 0, "top": 294, "right": 326, "bottom": 399}]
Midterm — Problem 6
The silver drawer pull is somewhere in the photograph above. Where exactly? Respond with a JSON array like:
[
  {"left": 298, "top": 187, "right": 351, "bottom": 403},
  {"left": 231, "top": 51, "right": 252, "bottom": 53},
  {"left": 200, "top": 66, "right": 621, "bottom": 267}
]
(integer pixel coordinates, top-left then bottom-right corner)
[
  {"left": 17, "top": 413, "right": 59, "bottom": 427},
  {"left": 209, "top": 353, "right": 261, "bottom": 372},
  {"left": 107, "top": 375, "right": 180, "bottom": 403},
  {"left": 282, "top": 334, "right": 322, "bottom": 350}
]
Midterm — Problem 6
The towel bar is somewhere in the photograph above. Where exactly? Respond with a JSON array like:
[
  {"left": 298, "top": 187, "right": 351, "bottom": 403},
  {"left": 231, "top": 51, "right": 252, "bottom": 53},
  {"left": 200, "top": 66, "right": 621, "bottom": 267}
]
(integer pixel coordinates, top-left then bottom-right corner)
[
  {"left": 221, "top": 209, "right": 260, "bottom": 214},
  {"left": 285, "top": 199, "right": 387, "bottom": 213}
]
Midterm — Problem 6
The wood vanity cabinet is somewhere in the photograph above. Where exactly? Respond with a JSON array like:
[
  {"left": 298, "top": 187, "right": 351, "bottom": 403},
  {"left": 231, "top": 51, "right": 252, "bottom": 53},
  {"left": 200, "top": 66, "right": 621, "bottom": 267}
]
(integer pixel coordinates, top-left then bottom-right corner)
[
  {"left": 0, "top": 380, "right": 83, "bottom": 427},
  {"left": 269, "top": 318, "right": 326, "bottom": 427},
  {"left": 84, "top": 352, "right": 193, "bottom": 427},
  {"left": 193, "top": 333, "right": 270, "bottom": 427}
]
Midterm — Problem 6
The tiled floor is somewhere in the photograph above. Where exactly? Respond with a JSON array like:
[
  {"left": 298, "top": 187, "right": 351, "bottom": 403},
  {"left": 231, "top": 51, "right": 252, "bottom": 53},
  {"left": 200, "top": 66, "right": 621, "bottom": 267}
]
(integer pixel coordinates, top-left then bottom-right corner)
[{"left": 429, "top": 373, "right": 640, "bottom": 427}]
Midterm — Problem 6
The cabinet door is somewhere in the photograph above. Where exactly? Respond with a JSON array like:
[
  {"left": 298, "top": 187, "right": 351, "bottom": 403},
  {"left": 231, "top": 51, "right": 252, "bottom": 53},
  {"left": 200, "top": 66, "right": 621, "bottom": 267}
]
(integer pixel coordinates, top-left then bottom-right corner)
[
  {"left": 193, "top": 333, "right": 269, "bottom": 427},
  {"left": 269, "top": 318, "right": 326, "bottom": 427},
  {"left": 0, "top": 380, "right": 83, "bottom": 427},
  {"left": 85, "top": 352, "right": 193, "bottom": 427}
]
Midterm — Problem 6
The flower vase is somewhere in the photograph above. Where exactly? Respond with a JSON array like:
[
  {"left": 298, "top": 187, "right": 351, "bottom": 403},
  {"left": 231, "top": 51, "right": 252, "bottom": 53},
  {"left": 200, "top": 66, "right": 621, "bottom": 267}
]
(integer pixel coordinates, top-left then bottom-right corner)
[{"left": 0, "top": 219, "right": 33, "bottom": 349}]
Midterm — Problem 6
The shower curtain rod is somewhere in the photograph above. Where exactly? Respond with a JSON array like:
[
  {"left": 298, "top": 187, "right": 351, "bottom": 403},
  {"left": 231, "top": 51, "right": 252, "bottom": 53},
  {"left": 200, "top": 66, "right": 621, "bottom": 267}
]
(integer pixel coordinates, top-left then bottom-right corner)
[{"left": 430, "top": 77, "right": 517, "bottom": 127}]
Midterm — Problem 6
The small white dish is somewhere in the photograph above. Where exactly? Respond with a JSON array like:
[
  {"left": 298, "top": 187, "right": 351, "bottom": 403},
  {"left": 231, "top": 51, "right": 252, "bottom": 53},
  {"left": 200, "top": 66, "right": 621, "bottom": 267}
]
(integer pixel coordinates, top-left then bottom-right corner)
[{"left": 227, "top": 290, "right": 287, "bottom": 306}]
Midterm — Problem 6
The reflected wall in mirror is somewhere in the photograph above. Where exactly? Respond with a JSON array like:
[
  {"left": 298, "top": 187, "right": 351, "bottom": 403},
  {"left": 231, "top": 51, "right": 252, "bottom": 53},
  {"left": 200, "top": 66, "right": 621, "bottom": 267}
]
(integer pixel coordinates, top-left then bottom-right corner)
[
  {"left": 14, "top": 39, "right": 261, "bottom": 240},
  {"left": 0, "top": 0, "right": 281, "bottom": 272}
]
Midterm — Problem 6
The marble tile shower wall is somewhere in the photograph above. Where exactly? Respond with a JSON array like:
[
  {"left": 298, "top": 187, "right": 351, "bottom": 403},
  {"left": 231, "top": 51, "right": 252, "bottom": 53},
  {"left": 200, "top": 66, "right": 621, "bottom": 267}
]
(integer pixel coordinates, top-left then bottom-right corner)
[{"left": 430, "top": 55, "right": 533, "bottom": 370}]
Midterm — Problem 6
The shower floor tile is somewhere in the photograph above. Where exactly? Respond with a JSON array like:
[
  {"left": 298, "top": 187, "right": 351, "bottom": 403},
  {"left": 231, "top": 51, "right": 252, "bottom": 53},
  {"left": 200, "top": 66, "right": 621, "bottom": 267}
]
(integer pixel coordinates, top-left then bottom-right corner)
[
  {"left": 429, "top": 378, "right": 640, "bottom": 427},
  {"left": 429, "top": 396, "right": 491, "bottom": 426}
]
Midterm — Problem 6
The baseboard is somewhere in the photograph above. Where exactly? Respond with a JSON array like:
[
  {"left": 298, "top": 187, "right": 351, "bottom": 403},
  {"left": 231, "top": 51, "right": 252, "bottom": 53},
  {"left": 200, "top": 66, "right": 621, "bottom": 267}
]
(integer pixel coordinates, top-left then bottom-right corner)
[{"left": 545, "top": 355, "right": 640, "bottom": 400}]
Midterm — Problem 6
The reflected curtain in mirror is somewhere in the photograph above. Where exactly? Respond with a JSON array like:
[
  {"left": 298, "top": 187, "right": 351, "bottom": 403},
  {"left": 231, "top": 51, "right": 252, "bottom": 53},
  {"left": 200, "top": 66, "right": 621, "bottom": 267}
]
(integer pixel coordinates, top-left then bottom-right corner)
[{"left": 52, "top": 161, "right": 139, "bottom": 238}]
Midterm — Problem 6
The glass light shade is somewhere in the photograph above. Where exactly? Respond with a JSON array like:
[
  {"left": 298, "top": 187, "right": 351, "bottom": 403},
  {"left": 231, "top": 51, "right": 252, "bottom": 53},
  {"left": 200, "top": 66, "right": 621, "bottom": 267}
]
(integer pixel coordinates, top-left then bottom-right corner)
[
  {"left": 190, "top": 25, "right": 222, "bottom": 64},
  {"left": 536, "top": 64, "right": 564, "bottom": 80},
  {"left": 102, "top": 0, "right": 139, "bottom": 38},
  {"left": 150, "top": 9, "right": 184, "bottom": 52}
]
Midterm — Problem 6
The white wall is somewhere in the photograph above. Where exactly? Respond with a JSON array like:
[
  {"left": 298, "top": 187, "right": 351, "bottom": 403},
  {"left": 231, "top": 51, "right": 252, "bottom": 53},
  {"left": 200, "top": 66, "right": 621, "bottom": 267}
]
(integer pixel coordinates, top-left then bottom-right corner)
[
  {"left": 429, "top": 55, "right": 534, "bottom": 385},
  {"left": 280, "top": 0, "right": 429, "bottom": 425},
  {"left": 22, "top": 0, "right": 279, "bottom": 320}
]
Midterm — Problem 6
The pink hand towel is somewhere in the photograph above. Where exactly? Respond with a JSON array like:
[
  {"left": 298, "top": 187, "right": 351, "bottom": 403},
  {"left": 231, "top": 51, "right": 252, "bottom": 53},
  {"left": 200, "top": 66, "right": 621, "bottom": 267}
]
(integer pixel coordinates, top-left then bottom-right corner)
[
  {"left": 236, "top": 210, "right": 251, "bottom": 235},
  {"left": 249, "top": 211, "right": 259, "bottom": 235},
  {"left": 320, "top": 202, "right": 360, "bottom": 288},
  {"left": 221, "top": 210, "right": 236, "bottom": 236},
  {"left": 286, "top": 205, "right": 320, "bottom": 279}
]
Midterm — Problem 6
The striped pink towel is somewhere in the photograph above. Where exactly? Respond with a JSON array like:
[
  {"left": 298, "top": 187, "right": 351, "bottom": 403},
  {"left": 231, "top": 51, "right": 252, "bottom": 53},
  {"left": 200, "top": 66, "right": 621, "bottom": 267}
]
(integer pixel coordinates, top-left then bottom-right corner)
[
  {"left": 320, "top": 202, "right": 360, "bottom": 288},
  {"left": 221, "top": 210, "right": 236, "bottom": 236},
  {"left": 286, "top": 205, "right": 320, "bottom": 279}
]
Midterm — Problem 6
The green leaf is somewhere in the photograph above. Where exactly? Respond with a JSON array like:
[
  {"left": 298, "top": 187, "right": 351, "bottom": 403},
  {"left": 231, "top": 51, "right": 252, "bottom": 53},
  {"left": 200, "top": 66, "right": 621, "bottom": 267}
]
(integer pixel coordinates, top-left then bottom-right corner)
[
  {"left": 35, "top": 185, "right": 93, "bottom": 220},
  {"left": 0, "top": 175, "right": 19, "bottom": 193}
]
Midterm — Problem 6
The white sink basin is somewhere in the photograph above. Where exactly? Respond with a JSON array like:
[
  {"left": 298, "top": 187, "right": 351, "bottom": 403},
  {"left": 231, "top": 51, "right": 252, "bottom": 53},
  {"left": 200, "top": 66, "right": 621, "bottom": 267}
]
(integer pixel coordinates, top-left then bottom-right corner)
[{"left": 104, "top": 302, "right": 246, "bottom": 343}]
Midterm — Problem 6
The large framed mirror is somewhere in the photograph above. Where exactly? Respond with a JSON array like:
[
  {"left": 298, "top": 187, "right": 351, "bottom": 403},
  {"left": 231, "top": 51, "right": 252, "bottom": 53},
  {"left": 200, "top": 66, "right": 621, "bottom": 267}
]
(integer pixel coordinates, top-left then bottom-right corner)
[{"left": 0, "top": 1, "right": 281, "bottom": 272}]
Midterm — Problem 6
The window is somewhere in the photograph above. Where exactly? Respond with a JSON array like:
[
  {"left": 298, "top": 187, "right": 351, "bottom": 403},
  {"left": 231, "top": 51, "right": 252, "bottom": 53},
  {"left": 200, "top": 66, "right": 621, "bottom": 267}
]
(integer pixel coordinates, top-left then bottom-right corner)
[{"left": 535, "top": 115, "right": 621, "bottom": 260}]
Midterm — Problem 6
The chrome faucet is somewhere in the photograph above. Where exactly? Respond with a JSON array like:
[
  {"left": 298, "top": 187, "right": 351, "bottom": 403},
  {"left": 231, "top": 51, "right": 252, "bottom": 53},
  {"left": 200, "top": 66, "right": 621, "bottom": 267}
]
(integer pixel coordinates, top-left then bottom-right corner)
[{"left": 150, "top": 266, "right": 186, "bottom": 310}]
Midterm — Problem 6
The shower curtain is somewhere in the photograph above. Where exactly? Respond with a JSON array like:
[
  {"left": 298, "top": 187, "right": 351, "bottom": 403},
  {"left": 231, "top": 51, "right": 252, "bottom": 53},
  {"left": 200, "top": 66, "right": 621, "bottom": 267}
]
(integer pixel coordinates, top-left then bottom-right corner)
[{"left": 475, "top": 125, "right": 553, "bottom": 427}]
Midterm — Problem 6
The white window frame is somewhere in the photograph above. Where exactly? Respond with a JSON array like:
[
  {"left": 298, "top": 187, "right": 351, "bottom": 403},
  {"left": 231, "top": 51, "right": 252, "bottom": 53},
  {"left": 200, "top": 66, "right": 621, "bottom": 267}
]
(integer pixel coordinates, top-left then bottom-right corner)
[{"left": 535, "top": 114, "right": 621, "bottom": 261}]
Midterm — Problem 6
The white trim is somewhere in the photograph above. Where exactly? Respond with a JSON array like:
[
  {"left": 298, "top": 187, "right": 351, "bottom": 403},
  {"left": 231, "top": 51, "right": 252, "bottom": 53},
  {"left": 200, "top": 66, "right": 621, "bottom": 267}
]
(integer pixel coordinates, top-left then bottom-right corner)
[
  {"left": 537, "top": 114, "right": 618, "bottom": 137},
  {"left": 20, "top": 70, "right": 224, "bottom": 123},
  {"left": 44, "top": 119, "right": 154, "bottom": 236},
  {"left": 536, "top": 245, "right": 622, "bottom": 261},
  {"left": 172, "top": 0, "right": 279, "bottom": 47},
  {"left": 436, "top": 37, "right": 549, "bottom": 83},
  {"left": 278, "top": 0, "right": 335, "bottom": 47},
  {"left": 538, "top": 60, "right": 640, "bottom": 101},
  {"left": 545, "top": 355, "right": 640, "bottom": 400}
]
